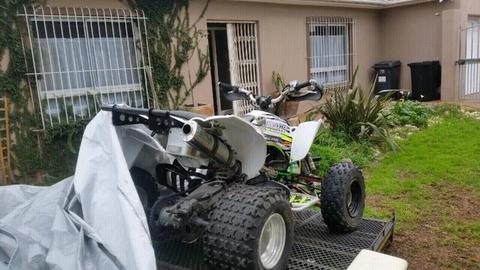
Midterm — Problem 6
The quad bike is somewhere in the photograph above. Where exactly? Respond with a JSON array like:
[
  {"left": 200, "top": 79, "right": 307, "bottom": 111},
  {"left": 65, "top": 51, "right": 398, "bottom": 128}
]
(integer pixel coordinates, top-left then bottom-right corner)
[
  {"left": 217, "top": 80, "right": 365, "bottom": 232},
  {"left": 101, "top": 79, "right": 365, "bottom": 270}
]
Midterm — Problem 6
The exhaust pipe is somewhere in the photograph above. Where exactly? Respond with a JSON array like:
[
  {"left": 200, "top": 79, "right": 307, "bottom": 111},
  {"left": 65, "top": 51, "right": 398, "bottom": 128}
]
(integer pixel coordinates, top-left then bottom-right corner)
[{"left": 182, "top": 121, "right": 235, "bottom": 167}]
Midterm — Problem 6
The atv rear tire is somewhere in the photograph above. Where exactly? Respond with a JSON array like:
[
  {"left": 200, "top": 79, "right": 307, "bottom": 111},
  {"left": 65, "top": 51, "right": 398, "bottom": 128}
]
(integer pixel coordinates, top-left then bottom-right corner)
[
  {"left": 321, "top": 162, "right": 365, "bottom": 233},
  {"left": 203, "top": 184, "right": 294, "bottom": 270},
  {"left": 130, "top": 167, "right": 158, "bottom": 209}
]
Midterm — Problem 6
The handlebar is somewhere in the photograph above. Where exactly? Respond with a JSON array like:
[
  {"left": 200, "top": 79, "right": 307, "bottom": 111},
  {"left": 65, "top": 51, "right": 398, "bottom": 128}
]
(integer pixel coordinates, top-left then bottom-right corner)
[
  {"left": 218, "top": 79, "right": 323, "bottom": 110},
  {"left": 294, "top": 81, "right": 312, "bottom": 91},
  {"left": 218, "top": 82, "right": 238, "bottom": 93},
  {"left": 218, "top": 82, "right": 256, "bottom": 103}
]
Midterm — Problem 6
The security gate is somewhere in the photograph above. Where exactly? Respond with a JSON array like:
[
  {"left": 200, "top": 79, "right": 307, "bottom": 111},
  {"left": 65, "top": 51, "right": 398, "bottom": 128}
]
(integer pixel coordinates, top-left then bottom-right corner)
[{"left": 458, "top": 19, "right": 480, "bottom": 100}]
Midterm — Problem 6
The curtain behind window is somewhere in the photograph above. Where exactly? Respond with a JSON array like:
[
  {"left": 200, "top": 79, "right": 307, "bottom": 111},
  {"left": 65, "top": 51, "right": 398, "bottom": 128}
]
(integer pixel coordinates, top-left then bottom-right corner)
[{"left": 309, "top": 25, "right": 347, "bottom": 85}]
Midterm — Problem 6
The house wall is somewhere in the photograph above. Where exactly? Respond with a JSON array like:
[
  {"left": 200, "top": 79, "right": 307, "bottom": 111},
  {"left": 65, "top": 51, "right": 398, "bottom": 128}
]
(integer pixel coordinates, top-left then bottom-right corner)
[
  {"left": 0, "top": 50, "right": 9, "bottom": 72},
  {"left": 27, "top": 0, "right": 480, "bottom": 107},
  {"left": 379, "top": 2, "right": 443, "bottom": 90},
  {"left": 378, "top": 0, "right": 480, "bottom": 102},
  {"left": 188, "top": 0, "right": 383, "bottom": 107}
]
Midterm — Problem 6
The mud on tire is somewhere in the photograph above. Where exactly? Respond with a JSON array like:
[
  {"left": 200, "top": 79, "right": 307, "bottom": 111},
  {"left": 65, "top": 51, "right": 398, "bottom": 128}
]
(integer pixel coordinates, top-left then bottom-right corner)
[
  {"left": 321, "top": 162, "right": 365, "bottom": 233},
  {"left": 203, "top": 184, "right": 294, "bottom": 270}
]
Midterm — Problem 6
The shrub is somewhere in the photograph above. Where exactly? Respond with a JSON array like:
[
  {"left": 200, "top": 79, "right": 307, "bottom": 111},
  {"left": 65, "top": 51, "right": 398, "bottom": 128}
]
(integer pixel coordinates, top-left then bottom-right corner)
[
  {"left": 433, "top": 103, "right": 463, "bottom": 117},
  {"left": 319, "top": 69, "right": 395, "bottom": 149},
  {"left": 386, "top": 101, "right": 434, "bottom": 128},
  {"left": 310, "top": 130, "right": 375, "bottom": 175}
]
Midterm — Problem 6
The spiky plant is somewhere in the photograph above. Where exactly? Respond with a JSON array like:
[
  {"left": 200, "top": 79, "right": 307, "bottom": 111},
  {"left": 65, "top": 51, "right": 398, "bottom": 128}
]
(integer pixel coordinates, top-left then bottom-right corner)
[{"left": 319, "top": 68, "right": 396, "bottom": 150}]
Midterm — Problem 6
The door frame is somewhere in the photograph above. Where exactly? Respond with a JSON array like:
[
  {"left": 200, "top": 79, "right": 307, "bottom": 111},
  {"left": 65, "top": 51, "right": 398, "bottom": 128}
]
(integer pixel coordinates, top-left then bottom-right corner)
[
  {"left": 208, "top": 25, "right": 229, "bottom": 115},
  {"left": 207, "top": 20, "right": 262, "bottom": 115}
]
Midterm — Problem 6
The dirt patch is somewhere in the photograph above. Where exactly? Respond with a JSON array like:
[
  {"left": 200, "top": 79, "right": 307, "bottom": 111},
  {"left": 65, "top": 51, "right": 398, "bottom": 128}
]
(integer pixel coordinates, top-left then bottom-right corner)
[
  {"left": 394, "top": 169, "right": 418, "bottom": 181},
  {"left": 381, "top": 183, "right": 480, "bottom": 270},
  {"left": 387, "top": 225, "right": 480, "bottom": 270}
]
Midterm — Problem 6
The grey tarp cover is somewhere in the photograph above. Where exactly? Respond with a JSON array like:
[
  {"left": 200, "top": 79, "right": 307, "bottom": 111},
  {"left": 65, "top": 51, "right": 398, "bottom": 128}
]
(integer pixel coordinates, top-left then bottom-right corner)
[{"left": 0, "top": 112, "right": 157, "bottom": 270}]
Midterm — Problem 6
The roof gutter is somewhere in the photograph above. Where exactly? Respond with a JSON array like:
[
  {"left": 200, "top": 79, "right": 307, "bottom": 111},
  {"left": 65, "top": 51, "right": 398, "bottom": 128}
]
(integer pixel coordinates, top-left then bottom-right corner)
[{"left": 225, "top": 0, "right": 436, "bottom": 9}]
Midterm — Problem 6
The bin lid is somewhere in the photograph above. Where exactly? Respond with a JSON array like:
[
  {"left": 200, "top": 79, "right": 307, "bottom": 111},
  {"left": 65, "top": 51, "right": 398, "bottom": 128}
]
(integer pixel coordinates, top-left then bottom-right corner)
[
  {"left": 408, "top": 61, "right": 440, "bottom": 67},
  {"left": 373, "top": 60, "right": 401, "bottom": 69}
]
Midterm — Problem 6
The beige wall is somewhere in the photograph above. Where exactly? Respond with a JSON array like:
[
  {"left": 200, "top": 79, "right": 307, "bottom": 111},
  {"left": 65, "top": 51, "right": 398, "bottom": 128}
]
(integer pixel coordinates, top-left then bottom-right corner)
[
  {"left": 189, "top": 0, "right": 382, "bottom": 107},
  {"left": 0, "top": 49, "right": 9, "bottom": 73},
  {"left": 379, "top": 2, "right": 442, "bottom": 90},
  {"left": 16, "top": 0, "right": 480, "bottom": 107},
  {"left": 379, "top": 0, "right": 480, "bottom": 101}
]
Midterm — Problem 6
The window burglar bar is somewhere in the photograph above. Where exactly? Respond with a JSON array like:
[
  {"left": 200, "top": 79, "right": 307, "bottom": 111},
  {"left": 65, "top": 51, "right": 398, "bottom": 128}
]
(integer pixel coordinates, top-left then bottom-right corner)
[
  {"left": 457, "top": 19, "right": 480, "bottom": 101},
  {"left": 307, "top": 17, "right": 355, "bottom": 88},
  {"left": 20, "top": 6, "right": 152, "bottom": 128}
]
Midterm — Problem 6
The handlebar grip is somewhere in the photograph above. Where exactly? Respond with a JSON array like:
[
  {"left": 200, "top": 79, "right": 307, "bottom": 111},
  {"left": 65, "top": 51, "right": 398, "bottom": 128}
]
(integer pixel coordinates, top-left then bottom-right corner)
[
  {"left": 218, "top": 82, "right": 239, "bottom": 93},
  {"left": 294, "top": 81, "right": 311, "bottom": 91}
]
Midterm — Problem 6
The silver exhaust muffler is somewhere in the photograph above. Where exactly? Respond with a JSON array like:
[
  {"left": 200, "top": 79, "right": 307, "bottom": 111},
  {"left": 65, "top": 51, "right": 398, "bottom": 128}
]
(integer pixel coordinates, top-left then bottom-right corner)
[{"left": 182, "top": 121, "right": 235, "bottom": 167}]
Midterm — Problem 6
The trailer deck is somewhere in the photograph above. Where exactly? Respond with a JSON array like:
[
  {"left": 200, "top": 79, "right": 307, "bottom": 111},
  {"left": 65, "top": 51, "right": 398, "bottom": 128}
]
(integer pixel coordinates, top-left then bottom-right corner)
[{"left": 156, "top": 210, "right": 395, "bottom": 270}]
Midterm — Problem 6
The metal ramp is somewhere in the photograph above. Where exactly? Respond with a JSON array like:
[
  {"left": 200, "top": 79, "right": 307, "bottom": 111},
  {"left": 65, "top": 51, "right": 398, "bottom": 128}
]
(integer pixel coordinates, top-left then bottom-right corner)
[{"left": 156, "top": 210, "right": 395, "bottom": 270}]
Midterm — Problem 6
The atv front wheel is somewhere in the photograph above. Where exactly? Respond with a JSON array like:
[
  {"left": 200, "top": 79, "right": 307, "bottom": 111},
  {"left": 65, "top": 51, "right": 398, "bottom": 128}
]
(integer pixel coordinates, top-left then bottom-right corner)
[
  {"left": 321, "top": 162, "right": 365, "bottom": 233},
  {"left": 203, "top": 185, "right": 294, "bottom": 270}
]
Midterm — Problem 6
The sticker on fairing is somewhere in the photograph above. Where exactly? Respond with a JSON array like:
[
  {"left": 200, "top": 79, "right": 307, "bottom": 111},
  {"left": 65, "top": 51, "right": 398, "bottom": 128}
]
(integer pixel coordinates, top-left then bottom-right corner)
[{"left": 264, "top": 119, "right": 290, "bottom": 134}]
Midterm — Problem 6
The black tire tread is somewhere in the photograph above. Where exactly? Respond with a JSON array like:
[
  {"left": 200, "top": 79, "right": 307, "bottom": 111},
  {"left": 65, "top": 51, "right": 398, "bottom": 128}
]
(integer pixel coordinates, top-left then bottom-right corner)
[
  {"left": 321, "top": 162, "right": 365, "bottom": 233},
  {"left": 203, "top": 184, "right": 291, "bottom": 270},
  {"left": 130, "top": 167, "right": 158, "bottom": 207}
]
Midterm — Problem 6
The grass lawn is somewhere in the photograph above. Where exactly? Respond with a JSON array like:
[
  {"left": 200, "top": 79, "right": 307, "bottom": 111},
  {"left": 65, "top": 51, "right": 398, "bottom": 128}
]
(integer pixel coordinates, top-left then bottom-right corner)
[{"left": 364, "top": 115, "right": 480, "bottom": 269}]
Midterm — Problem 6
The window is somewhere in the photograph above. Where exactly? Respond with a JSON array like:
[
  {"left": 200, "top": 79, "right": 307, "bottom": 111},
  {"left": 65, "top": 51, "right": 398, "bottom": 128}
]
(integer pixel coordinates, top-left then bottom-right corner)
[
  {"left": 22, "top": 7, "right": 151, "bottom": 127},
  {"left": 307, "top": 17, "right": 354, "bottom": 86}
]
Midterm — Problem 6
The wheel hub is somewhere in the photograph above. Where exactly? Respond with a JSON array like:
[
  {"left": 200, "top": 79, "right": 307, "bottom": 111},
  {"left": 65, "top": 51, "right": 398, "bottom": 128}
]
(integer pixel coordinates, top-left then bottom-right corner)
[
  {"left": 258, "top": 213, "right": 286, "bottom": 269},
  {"left": 347, "top": 181, "right": 361, "bottom": 217}
]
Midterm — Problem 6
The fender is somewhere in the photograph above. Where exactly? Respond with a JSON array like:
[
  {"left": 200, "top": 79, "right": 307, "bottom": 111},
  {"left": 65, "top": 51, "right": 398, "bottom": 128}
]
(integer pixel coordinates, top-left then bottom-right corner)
[
  {"left": 290, "top": 120, "right": 322, "bottom": 162},
  {"left": 191, "top": 115, "right": 267, "bottom": 179}
]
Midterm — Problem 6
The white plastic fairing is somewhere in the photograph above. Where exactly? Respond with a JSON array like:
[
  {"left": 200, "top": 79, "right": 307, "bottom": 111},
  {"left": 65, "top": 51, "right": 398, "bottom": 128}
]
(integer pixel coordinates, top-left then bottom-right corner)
[
  {"left": 191, "top": 115, "right": 267, "bottom": 179},
  {"left": 290, "top": 120, "right": 322, "bottom": 162}
]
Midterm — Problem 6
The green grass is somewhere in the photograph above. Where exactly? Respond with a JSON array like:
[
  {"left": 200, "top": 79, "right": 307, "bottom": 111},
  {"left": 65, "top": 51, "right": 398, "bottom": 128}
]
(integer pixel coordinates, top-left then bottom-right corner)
[
  {"left": 310, "top": 130, "right": 375, "bottom": 176},
  {"left": 365, "top": 115, "right": 480, "bottom": 232}
]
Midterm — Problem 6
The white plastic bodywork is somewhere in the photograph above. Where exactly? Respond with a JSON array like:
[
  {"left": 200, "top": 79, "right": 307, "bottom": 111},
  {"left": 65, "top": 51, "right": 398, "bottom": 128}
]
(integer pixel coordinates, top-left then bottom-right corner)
[
  {"left": 290, "top": 120, "right": 322, "bottom": 162},
  {"left": 191, "top": 115, "right": 267, "bottom": 179},
  {"left": 347, "top": 249, "right": 408, "bottom": 270}
]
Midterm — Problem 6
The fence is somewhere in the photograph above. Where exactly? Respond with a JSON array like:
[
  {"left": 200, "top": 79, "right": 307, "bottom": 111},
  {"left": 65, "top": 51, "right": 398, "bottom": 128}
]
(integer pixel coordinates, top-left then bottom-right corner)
[{"left": 20, "top": 6, "right": 152, "bottom": 128}]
